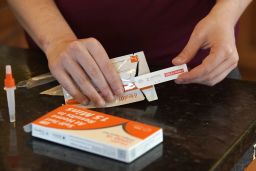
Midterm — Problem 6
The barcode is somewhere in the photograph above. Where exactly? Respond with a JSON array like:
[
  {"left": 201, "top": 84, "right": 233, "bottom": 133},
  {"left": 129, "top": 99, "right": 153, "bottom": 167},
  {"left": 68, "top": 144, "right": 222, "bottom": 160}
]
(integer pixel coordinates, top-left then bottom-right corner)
[{"left": 117, "top": 149, "right": 126, "bottom": 160}]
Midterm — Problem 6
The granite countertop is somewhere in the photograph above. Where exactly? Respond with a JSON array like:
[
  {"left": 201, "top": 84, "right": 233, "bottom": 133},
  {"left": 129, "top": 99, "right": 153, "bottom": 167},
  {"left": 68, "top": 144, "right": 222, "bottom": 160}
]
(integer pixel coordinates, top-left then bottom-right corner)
[{"left": 0, "top": 46, "right": 256, "bottom": 171}]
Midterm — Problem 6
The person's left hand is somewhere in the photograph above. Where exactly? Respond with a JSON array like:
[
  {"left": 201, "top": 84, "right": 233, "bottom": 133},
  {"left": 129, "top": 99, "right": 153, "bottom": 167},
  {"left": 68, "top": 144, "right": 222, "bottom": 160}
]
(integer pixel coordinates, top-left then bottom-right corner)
[{"left": 172, "top": 13, "right": 239, "bottom": 86}]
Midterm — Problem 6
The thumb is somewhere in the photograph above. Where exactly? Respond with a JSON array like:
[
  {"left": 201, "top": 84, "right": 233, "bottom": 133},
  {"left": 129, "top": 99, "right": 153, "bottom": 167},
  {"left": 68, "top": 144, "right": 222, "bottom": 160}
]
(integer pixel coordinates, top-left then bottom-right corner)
[{"left": 172, "top": 34, "right": 203, "bottom": 65}]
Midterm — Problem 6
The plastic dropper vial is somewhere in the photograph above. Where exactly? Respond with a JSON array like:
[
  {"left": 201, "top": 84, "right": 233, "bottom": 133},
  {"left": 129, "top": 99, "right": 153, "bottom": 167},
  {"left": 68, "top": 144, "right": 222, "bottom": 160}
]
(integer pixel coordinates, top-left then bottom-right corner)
[{"left": 4, "top": 65, "right": 16, "bottom": 122}]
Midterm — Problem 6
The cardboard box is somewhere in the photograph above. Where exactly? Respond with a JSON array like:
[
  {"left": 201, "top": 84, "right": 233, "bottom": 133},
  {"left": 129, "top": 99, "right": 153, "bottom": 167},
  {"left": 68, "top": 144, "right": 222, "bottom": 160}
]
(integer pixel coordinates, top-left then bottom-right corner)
[{"left": 31, "top": 105, "right": 163, "bottom": 163}]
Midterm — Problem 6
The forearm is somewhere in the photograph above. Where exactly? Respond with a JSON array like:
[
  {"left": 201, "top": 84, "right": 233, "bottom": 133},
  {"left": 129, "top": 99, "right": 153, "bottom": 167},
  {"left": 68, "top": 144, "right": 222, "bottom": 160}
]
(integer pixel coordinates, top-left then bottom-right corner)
[
  {"left": 7, "top": 0, "right": 76, "bottom": 53},
  {"left": 209, "top": 0, "right": 253, "bottom": 27}
]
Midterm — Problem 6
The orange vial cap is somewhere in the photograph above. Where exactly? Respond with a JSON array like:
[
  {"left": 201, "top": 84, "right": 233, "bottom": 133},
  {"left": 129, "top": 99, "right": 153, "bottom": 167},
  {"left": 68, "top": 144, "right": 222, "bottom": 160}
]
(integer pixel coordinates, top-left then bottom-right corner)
[{"left": 4, "top": 65, "right": 15, "bottom": 88}]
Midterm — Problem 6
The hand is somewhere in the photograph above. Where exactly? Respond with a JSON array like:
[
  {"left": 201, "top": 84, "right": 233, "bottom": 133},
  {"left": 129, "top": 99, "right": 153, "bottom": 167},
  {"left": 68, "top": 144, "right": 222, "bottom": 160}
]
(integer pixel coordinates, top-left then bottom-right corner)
[
  {"left": 46, "top": 37, "right": 124, "bottom": 106},
  {"left": 172, "top": 13, "right": 239, "bottom": 86}
]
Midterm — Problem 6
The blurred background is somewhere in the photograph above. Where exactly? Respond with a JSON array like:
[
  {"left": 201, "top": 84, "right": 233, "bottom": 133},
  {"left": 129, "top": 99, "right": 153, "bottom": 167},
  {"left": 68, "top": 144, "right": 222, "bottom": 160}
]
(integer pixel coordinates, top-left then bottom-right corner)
[{"left": 0, "top": 0, "right": 255, "bottom": 80}]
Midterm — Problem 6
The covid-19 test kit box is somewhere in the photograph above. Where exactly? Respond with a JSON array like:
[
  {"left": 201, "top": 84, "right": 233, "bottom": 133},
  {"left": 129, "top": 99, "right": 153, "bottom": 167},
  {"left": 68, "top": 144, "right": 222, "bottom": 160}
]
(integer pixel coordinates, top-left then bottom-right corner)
[{"left": 30, "top": 105, "right": 163, "bottom": 163}]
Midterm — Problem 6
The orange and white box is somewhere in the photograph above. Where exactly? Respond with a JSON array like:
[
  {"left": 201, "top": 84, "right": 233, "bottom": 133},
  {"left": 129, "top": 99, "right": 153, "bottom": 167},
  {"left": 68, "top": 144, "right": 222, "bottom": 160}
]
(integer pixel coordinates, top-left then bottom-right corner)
[{"left": 31, "top": 105, "right": 163, "bottom": 163}]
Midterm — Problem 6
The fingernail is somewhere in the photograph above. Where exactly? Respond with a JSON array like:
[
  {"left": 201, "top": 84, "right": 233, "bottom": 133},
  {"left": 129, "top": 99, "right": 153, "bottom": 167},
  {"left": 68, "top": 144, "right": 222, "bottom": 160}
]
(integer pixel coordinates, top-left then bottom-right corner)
[
  {"left": 99, "top": 91, "right": 114, "bottom": 103},
  {"left": 115, "top": 88, "right": 124, "bottom": 96},
  {"left": 174, "top": 56, "right": 186, "bottom": 64},
  {"left": 106, "top": 93, "right": 115, "bottom": 102},
  {"left": 174, "top": 58, "right": 182, "bottom": 63},
  {"left": 97, "top": 99, "right": 106, "bottom": 107},
  {"left": 82, "top": 99, "right": 89, "bottom": 105}
]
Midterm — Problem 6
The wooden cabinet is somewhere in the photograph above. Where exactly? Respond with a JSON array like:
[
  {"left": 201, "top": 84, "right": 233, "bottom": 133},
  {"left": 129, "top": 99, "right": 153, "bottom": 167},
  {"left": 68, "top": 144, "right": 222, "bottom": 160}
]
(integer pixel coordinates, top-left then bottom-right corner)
[
  {"left": 237, "top": 1, "right": 256, "bottom": 80},
  {"left": 0, "top": 0, "right": 27, "bottom": 48}
]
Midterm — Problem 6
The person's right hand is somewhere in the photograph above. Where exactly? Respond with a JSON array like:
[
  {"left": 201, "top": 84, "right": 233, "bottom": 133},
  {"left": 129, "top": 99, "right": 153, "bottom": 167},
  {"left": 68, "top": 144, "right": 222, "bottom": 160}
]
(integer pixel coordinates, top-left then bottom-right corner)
[{"left": 45, "top": 37, "right": 124, "bottom": 107}]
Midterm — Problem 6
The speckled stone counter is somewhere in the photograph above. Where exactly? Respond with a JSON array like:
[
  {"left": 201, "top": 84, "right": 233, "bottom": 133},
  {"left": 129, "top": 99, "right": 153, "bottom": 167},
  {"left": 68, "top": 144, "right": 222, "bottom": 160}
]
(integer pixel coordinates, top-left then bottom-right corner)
[{"left": 0, "top": 46, "right": 256, "bottom": 171}]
